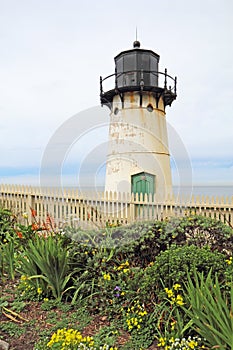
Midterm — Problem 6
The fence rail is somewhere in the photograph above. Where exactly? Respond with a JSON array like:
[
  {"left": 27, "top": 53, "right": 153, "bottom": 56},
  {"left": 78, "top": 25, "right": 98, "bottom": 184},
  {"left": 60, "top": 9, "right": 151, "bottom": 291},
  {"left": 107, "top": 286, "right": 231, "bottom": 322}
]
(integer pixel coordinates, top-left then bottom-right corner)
[{"left": 0, "top": 184, "right": 233, "bottom": 229}]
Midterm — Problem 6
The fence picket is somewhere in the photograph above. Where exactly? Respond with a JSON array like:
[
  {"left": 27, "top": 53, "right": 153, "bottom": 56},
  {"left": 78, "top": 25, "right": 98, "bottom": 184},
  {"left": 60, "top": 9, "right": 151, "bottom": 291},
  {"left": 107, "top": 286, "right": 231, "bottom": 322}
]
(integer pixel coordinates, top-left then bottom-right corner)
[{"left": 0, "top": 184, "right": 232, "bottom": 228}]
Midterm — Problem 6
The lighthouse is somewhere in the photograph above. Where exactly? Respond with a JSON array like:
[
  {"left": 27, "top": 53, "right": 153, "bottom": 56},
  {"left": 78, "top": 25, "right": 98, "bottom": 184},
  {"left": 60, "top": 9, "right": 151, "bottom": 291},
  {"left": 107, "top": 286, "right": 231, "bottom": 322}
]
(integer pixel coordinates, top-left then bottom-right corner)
[{"left": 100, "top": 41, "right": 177, "bottom": 198}]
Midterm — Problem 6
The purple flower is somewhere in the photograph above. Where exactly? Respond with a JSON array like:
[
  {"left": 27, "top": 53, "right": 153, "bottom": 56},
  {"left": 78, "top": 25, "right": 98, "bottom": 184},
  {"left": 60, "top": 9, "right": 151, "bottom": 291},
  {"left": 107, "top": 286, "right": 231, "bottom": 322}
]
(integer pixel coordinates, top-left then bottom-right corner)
[
  {"left": 115, "top": 293, "right": 120, "bottom": 297},
  {"left": 114, "top": 286, "right": 121, "bottom": 291}
]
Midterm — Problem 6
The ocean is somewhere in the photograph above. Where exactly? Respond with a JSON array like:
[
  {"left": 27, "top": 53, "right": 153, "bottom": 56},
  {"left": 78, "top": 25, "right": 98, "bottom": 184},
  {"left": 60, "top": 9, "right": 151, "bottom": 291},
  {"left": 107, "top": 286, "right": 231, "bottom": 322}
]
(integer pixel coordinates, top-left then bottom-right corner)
[
  {"left": 1, "top": 180, "right": 232, "bottom": 198},
  {"left": 173, "top": 185, "right": 233, "bottom": 198}
]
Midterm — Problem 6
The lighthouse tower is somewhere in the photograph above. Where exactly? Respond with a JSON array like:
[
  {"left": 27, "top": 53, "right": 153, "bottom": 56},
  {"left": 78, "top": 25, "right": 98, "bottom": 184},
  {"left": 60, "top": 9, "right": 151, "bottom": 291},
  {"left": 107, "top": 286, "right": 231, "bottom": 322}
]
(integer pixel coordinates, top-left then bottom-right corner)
[{"left": 100, "top": 41, "right": 177, "bottom": 198}]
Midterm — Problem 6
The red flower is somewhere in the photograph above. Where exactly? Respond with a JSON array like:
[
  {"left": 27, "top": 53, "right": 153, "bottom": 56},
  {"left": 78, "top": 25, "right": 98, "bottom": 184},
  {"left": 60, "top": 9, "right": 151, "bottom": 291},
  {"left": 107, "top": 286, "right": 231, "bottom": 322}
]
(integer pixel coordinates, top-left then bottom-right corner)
[
  {"left": 32, "top": 223, "right": 39, "bottom": 231},
  {"left": 30, "top": 208, "right": 37, "bottom": 218},
  {"left": 41, "top": 223, "right": 49, "bottom": 230},
  {"left": 16, "top": 231, "right": 23, "bottom": 239},
  {"left": 46, "top": 214, "right": 55, "bottom": 228}
]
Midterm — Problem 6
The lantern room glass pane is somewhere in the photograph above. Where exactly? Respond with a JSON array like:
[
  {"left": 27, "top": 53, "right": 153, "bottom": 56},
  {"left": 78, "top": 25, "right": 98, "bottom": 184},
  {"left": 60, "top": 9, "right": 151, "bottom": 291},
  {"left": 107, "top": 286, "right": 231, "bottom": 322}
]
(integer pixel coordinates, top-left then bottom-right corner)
[
  {"left": 123, "top": 53, "right": 137, "bottom": 86},
  {"left": 150, "top": 56, "right": 158, "bottom": 86},
  {"left": 137, "top": 53, "right": 150, "bottom": 85},
  {"left": 138, "top": 53, "right": 150, "bottom": 70},
  {"left": 124, "top": 52, "right": 136, "bottom": 71},
  {"left": 116, "top": 56, "right": 123, "bottom": 86}
]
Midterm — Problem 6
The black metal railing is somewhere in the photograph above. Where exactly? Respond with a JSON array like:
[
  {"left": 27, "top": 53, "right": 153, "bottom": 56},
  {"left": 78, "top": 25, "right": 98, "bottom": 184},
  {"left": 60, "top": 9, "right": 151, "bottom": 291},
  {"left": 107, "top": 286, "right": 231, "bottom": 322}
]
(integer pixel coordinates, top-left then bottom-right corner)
[{"left": 100, "top": 69, "right": 177, "bottom": 96}]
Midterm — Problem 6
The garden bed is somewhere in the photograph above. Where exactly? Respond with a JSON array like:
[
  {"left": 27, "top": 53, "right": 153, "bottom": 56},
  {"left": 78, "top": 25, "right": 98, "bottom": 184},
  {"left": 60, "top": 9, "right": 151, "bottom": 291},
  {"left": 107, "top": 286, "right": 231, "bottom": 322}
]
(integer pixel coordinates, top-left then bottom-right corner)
[{"left": 1, "top": 209, "right": 233, "bottom": 349}]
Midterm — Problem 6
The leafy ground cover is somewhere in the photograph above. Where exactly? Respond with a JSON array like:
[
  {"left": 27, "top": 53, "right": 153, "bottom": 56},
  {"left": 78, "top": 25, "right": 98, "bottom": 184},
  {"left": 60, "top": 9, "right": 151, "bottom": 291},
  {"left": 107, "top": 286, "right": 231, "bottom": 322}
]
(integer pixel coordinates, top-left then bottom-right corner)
[{"left": 0, "top": 208, "right": 233, "bottom": 349}]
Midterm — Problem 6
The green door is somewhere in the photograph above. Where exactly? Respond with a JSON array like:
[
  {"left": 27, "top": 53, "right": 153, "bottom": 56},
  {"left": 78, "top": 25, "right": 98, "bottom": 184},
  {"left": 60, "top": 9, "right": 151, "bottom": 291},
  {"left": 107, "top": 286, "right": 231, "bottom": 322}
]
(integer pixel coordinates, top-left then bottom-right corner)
[{"left": 131, "top": 172, "right": 155, "bottom": 195}]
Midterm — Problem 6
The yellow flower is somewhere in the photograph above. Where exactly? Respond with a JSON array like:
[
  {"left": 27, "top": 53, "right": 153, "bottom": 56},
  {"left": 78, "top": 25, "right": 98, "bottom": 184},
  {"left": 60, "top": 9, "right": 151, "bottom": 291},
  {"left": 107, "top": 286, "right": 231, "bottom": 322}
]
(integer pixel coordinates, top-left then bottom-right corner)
[
  {"left": 103, "top": 273, "right": 111, "bottom": 280},
  {"left": 165, "top": 287, "right": 173, "bottom": 298},
  {"left": 173, "top": 283, "right": 181, "bottom": 290},
  {"left": 37, "top": 287, "right": 42, "bottom": 295},
  {"left": 188, "top": 340, "right": 198, "bottom": 349},
  {"left": 170, "top": 320, "right": 176, "bottom": 330},
  {"left": 158, "top": 337, "right": 166, "bottom": 346},
  {"left": 47, "top": 328, "right": 95, "bottom": 348},
  {"left": 23, "top": 212, "right": 28, "bottom": 219},
  {"left": 169, "top": 337, "right": 175, "bottom": 343},
  {"left": 226, "top": 256, "right": 232, "bottom": 265},
  {"left": 176, "top": 294, "right": 184, "bottom": 306}
]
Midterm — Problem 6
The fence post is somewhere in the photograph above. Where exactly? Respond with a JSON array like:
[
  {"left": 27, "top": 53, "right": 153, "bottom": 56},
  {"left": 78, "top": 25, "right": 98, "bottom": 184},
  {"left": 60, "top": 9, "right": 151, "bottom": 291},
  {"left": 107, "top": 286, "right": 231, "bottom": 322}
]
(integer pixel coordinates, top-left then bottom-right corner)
[
  {"left": 27, "top": 190, "right": 35, "bottom": 225},
  {"left": 129, "top": 193, "right": 135, "bottom": 223}
]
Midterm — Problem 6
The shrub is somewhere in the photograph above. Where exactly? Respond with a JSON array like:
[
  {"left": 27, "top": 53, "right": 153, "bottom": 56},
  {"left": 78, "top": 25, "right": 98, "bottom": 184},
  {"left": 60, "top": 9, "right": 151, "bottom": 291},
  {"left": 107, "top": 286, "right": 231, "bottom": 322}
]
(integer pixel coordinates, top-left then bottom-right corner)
[
  {"left": 112, "top": 220, "right": 187, "bottom": 267},
  {"left": 140, "top": 244, "right": 226, "bottom": 300},
  {"left": 168, "top": 215, "right": 233, "bottom": 253}
]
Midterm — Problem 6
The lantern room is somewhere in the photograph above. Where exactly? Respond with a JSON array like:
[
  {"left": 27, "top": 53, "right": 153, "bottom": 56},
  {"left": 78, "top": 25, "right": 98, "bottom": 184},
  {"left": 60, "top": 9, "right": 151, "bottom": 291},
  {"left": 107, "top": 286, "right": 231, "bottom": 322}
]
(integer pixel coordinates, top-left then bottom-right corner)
[
  {"left": 100, "top": 41, "right": 177, "bottom": 109},
  {"left": 115, "top": 40, "right": 160, "bottom": 88}
]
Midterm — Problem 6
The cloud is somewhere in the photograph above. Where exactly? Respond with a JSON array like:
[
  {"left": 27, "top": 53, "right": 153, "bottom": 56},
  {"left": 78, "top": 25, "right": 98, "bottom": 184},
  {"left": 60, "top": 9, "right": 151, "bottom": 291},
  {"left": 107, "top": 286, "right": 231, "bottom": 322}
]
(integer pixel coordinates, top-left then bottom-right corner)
[{"left": 0, "top": 0, "right": 232, "bottom": 186}]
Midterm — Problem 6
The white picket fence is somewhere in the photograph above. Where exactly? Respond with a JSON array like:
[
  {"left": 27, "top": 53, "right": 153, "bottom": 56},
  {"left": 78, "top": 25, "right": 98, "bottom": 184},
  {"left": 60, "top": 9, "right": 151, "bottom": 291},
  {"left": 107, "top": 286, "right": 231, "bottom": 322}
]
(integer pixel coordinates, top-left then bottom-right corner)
[{"left": 0, "top": 184, "right": 233, "bottom": 229}]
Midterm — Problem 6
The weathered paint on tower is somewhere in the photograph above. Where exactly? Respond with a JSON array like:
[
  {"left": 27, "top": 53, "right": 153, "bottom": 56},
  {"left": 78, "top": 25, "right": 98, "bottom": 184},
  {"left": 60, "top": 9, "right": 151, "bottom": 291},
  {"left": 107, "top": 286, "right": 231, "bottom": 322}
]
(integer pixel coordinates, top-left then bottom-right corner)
[{"left": 100, "top": 41, "right": 177, "bottom": 198}]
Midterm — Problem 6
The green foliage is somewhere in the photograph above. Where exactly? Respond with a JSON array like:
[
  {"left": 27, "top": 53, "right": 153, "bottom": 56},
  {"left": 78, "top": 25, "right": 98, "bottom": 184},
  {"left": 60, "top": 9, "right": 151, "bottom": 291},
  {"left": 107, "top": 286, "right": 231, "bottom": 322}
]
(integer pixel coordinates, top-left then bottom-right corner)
[
  {"left": 33, "top": 338, "right": 50, "bottom": 350},
  {"left": 66, "top": 221, "right": 179, "bottom": 268},
  {"left": 18, "top": 235, "right": 74, "bottom": 300},
  {"left": 9, "top": 300, "right": 26, "bottom": 313},
  {"left": 111, "top": 220, "right": 185, "bottom": 267},
  {"left": 224, "top": 255, "right": 233, "bottom": 289},
  {"left": 1, "top": 214, "right": 233, "bottom": 349},
  {"left": 141, "top": 244, "right": 226, "bottom": 293},
  {"left": 183, "top": 270, "right": 233, "bottom": 349},
  {"left": 1, "top": 239, "right": 18, "bottom": 280},
  {"left": 0, "top": 321, "right": 26, "bottom": 337},
  {"left": 93, "top": 325, "right": 119, "bottom": 348},
  {"left": 17, "top": 274, "right": 43, "bottom": 301},
  {"left": 169, "top": 214, "right": 233, "bottom": 252},
  {"left": 40, "top": 299, "right": 72, "bottom": 312},
  {"left": 0, "top": 207, "right": 16, "bottom": 243}
]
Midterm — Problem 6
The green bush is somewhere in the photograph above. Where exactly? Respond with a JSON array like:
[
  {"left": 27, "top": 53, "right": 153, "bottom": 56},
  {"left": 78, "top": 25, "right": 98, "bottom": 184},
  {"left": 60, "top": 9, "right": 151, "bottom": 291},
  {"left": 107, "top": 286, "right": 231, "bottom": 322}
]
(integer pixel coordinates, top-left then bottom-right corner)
[
  {"left": 140, "top": 244, "right": 226, "bottom": 299},
  {"left": 168, "top": 215, "right": 233, "bottom": 252},
  {"left": 67, "top": 220, "right": 187, "bottom": 269},
  {"left": 112, "top": 220, "right": 188, "bottom": 267},
  {"left": 66, "top": 216, "right": 233, "bottom": 274}
]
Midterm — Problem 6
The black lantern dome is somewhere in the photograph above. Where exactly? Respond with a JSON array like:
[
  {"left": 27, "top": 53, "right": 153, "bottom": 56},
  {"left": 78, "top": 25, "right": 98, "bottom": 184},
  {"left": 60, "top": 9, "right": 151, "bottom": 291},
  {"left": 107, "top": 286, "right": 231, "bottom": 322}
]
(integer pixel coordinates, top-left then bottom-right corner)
[{"left": 100, "top": 42, "right": 177, "bottom": 108}]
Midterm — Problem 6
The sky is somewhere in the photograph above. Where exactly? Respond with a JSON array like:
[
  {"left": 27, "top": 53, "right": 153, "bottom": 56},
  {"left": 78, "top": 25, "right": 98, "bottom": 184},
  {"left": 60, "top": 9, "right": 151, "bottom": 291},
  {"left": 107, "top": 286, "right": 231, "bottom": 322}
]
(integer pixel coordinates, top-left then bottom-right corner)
[{"left": 0, "top": 0, "right": 233, "bottom": 189}]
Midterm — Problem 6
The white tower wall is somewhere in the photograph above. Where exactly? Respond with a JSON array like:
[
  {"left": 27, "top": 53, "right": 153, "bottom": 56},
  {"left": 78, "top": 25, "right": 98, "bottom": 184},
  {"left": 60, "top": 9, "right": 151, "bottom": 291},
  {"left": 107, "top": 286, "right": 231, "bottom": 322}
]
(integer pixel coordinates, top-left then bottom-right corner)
[{"left": 105, "top": 91, "right": 172, "bottom": 198}]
